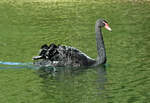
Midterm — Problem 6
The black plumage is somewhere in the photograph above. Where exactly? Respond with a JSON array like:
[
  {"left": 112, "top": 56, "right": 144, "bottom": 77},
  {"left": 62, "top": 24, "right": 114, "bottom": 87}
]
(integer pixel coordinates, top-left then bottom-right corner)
[{"left": 32, "top": 18, "right": 112, "bottom": 67}]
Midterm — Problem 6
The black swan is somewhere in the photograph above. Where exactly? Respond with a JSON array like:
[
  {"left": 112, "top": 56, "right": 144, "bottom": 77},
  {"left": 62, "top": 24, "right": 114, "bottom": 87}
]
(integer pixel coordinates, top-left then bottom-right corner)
[{"left": 32, "top": 18, "right": 112, "bottom": 67}]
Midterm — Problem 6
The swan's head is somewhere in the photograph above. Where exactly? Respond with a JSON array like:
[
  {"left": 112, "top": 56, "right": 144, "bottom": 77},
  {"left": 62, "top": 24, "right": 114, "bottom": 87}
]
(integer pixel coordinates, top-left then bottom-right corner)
[{"left": 96, "top": 19, "right": 112, "bottom": 31}]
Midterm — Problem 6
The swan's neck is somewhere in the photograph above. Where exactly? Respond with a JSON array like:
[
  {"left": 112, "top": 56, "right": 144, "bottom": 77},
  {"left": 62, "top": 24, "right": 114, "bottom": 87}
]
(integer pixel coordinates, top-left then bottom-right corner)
[{"left": 95, "top": 25, "right": 106, "bottom": 65}]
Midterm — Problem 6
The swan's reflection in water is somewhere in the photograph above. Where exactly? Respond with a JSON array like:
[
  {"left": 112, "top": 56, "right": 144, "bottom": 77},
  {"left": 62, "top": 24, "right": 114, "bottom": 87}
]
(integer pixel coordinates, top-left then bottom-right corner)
[{"left": 37, "top": 65, "right": 107, "bottom": 103}]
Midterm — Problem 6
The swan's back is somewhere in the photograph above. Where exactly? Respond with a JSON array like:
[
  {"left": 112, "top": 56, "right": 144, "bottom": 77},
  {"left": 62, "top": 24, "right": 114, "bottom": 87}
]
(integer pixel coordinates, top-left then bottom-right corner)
[{"left": 33, "top": 44, "right": 96, "bottom": 67}]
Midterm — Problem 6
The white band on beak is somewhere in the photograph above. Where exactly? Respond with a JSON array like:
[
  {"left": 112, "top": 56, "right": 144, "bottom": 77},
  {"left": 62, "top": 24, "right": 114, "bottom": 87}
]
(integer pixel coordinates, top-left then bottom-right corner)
[{"left": 105, "top": 25, "right": 112, "bottom": 31}]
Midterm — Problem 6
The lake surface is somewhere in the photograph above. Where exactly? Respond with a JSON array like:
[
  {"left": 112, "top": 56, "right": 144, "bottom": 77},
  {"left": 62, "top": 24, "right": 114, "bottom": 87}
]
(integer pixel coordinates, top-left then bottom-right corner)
[{"left": 0, "top": 0, "right": 150, "bottom": 103}]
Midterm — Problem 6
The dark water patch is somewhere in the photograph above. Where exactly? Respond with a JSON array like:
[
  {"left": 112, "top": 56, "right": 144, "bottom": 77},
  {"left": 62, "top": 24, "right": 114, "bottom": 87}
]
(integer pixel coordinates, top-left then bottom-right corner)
[{"left": 38, "top": 65, "right": 107, "bottom": 103}]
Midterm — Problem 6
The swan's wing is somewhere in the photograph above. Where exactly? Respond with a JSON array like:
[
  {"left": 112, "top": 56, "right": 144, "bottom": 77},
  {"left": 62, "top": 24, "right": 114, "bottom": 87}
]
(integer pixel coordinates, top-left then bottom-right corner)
[{"left": 55, "top": 46, "right": 95, "bottom": 65}]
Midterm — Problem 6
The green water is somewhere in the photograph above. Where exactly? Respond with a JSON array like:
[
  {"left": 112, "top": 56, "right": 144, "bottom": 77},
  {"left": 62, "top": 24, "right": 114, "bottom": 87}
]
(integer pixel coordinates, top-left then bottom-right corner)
[{"left": 0, "top": 0, "right": 150, "bottom": 103}]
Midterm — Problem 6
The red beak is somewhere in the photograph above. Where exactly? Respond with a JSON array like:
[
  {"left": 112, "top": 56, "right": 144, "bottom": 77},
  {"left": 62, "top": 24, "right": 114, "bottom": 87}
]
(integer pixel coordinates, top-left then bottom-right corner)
[{"left": 104, "top": 22, "right": 112, "bottom": 31}]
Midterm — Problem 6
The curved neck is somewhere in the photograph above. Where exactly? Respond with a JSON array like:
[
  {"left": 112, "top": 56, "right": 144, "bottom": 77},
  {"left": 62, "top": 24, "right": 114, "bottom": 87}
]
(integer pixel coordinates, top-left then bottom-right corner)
[{"left": 95, "top": 24, "right": 106, "bottom": 65}]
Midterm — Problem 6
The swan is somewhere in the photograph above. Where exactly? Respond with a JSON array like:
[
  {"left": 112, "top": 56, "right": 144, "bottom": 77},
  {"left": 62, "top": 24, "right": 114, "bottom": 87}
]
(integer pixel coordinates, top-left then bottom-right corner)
[{"left": 32, "top": 18, "right": 112, "bottom": 67}]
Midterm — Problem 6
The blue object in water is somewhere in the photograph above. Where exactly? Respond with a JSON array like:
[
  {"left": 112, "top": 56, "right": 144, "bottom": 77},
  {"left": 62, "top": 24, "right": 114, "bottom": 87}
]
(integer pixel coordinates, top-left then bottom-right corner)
[
  {"left": 0, "top": 61, "right": 32, "bottom": 66},
  {"left": 0, "top": 61, "right": 37, "bottom": 69}
]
